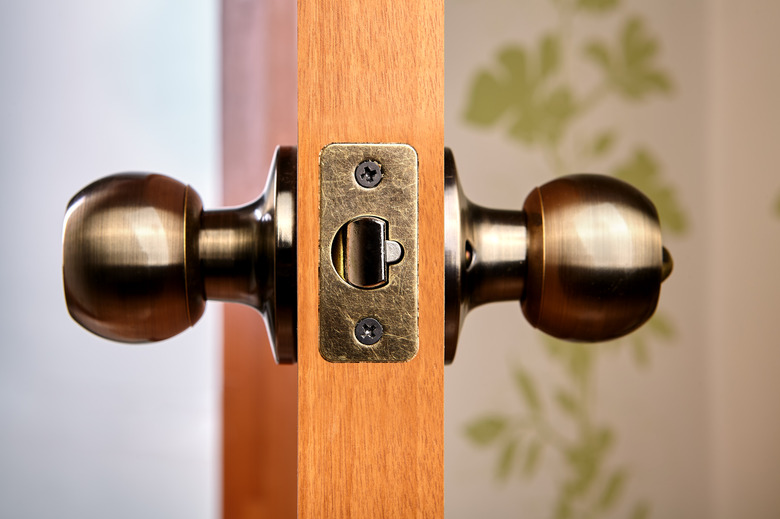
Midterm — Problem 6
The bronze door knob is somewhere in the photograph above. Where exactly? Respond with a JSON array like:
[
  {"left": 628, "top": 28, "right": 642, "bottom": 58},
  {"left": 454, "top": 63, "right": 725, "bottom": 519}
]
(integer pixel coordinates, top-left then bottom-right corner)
[
  {"left": 62, "top": 146, "right": 297, "bottom": 363},
  {"left": 444, "top": 149, "right": 672, "bottom": 361}
]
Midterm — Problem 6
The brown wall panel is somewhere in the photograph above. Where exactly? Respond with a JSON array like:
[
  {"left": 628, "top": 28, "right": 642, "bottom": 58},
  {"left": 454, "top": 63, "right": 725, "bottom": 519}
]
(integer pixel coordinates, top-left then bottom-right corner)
[{"left": 221, "top": 1, "right": 297, "bottom": 517}]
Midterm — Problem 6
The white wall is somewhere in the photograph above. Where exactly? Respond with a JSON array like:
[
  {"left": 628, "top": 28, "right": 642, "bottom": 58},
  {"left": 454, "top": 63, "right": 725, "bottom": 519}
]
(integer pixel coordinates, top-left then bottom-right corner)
[{"left": 0, "top": 2, "right": 219, "bottom": 518}]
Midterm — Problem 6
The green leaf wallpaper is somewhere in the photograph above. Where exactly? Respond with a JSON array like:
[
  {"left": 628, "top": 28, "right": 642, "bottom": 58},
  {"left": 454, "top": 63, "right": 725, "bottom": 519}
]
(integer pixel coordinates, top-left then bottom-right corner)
[
  {"left": 460, "top": 1, "right": 689, "bottom": 517},
  {"left": 583, "top": 18, "right": 672, "bottom": 101}
]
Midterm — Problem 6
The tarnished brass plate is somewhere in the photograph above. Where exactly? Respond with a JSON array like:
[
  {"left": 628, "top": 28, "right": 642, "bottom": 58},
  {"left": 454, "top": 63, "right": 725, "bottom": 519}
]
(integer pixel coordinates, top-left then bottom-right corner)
[{"left": 319, "top": 144, "right": 419, "bottom": 362}]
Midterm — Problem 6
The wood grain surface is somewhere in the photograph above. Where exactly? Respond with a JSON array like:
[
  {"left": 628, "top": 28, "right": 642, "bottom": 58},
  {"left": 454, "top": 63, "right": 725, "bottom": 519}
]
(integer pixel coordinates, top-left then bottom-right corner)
[
  {"left": 297, "top": 0, "right": 445, "bottom": 517},
  {"left": 222, "top": 1, "right": 297, "bottom": 517}
]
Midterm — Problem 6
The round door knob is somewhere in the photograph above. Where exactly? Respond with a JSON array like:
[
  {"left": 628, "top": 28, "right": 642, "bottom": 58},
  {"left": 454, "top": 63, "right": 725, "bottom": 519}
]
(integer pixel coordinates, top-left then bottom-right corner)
[
  {"left": 522, "top": 174, "right": 671, "bottom": 342},
  {"left": 62, "top": 146, "right": 297, "bottom": 363},
  {"left": 63, "top": 173, "right": 205, "bottom": 343},
  {"left": 444, "top": 149, "right": 673, "bottom": 362}
]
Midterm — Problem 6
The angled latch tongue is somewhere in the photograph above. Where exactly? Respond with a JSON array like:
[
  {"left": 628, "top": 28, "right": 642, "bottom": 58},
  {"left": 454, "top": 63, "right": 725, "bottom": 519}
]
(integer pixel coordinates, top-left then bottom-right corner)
[{"left": 333, "top": 216, "right": 404, "bottom": 289}]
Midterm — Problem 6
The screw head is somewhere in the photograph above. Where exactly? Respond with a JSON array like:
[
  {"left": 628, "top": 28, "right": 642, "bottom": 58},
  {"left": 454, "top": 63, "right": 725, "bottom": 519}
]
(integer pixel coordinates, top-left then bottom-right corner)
[
  {"left": 355, "top": 160, "right": 383, "bottom": 188},
  {"left": 355, "top": 317, "right": 383, "bottom": 345}
]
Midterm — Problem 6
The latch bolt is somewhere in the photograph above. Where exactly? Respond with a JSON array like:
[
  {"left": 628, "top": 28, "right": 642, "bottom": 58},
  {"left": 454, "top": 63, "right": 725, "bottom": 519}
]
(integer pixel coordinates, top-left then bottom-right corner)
[{"left": 331, "top": 216, "right": 403, "bottom": 289}]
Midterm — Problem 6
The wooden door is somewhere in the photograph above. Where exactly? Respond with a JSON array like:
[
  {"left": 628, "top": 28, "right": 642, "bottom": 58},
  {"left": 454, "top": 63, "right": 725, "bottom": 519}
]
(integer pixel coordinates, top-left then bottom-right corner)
[
  {"left": 297, "top": 0, "right": 444, "bottom": 516},
  {"left": 222, "top": 0, "right": 444, "bottom": 517}
]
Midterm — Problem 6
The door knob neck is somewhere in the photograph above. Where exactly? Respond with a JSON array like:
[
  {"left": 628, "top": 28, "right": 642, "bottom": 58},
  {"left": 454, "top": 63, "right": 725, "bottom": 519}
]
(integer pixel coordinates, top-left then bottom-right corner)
[{"left": 460, "top": 203, "right": 527, "bottom": 309}]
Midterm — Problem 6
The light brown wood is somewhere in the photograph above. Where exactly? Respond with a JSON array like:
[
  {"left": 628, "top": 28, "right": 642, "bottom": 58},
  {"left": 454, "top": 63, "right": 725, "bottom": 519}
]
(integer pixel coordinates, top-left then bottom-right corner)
[
  {"left": 297, "top": 0, "right": 445, "bottom": 517},
  {"left": 222, "top": 1, "right": 297, "bottom": 517}
]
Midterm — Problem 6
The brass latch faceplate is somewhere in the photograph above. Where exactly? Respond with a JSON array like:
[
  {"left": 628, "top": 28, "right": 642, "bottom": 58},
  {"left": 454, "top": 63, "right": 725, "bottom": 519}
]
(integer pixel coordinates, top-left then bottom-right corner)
[{"left": 319, "top": 143, "right": 419, "bottom": 362}]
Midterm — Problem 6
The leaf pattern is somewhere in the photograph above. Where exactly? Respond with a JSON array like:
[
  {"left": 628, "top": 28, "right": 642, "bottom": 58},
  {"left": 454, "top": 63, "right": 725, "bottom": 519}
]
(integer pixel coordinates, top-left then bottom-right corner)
[
  {"left": 523, "top": 440, "right": 544, "bottom": 476},
  {"left": 613, "top": 149, "right": 687, "bottom": 233},
  {"left": 513, "top": 366, "right": 542, "bottom": 413},
  {"left": 591, "top": 130, "right": 616, "bottom": 157},
  {"left": 585, "top": 18, "right": 673, "bottom": 100},
  {"left": 555, "top": 389, "right": 579, "bottom": 417},
  {"left": 774, "top": 191, "right": 780, "bottom": 218},
  {"left": 598, "top": 469, "right": 626, "bottom": 510},
  {"left": 464, "top": 35, "right": 577, "bottom": 146},
  {"left": 577, "top": 0, "right": 620, "bottom": 12},
  {"left": 462, "top": 1, "right": 687, "bottom": 518},
  {"left": 497, "top": 439, "right": 519, "bottom": 481},
  {"left": 465, "top": 416, "right": 508, "bottom": 446}
]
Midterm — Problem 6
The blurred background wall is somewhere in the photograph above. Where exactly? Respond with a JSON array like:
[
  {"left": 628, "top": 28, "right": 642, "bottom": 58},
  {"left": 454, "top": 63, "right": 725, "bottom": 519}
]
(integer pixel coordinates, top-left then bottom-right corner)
[
  {"left": 0, "top": 2, "right": 219, "bottom": 518},
  {"left": 445, "top": 1, "right": 709, "bottom": 517},
  {"left": 445, "top": 1, "right": 780, "bottom": 518},
  {"left": 1, "top": 1, "right": 779, "bottom": 518},
  {"left": 709, "top": 1, "right": 780, "bottom": 517}
]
